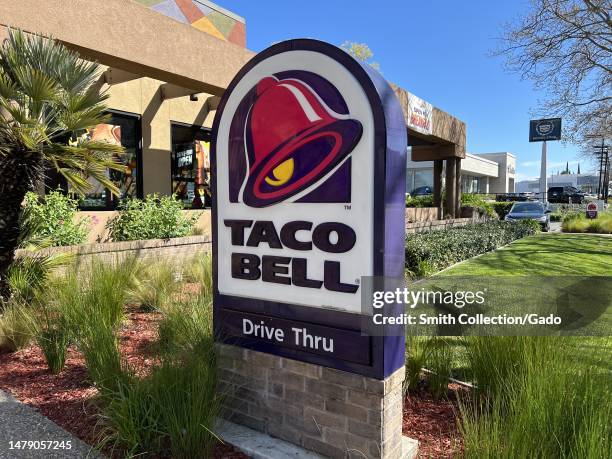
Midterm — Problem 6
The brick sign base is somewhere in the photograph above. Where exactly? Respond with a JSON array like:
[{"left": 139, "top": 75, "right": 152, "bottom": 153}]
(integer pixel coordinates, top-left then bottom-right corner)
[{"left": 217, "top": 344, "right": 407, "bottom": 458}]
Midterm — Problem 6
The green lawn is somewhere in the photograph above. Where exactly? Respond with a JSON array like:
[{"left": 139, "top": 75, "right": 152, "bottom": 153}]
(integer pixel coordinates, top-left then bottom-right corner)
[
  {"left": 431, "top": 233, "right": 612, "bottom": 374},
  {"left": 440, "top": 233, "right": 612, "bottom": 276}
]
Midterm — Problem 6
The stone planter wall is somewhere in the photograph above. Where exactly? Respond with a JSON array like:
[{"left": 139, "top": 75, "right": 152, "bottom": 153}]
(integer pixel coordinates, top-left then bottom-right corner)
[
  {"left": 405, "top": 207, "right": 438, "bottom": 223},
  {"left": 16, "top": 235, "right": 212, "bottom": 266}
]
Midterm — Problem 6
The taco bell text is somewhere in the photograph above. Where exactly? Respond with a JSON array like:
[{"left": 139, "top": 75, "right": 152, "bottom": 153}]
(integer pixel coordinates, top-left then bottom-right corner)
[{"left": 224, "top": 219, "right": 359, "bottom": 293}]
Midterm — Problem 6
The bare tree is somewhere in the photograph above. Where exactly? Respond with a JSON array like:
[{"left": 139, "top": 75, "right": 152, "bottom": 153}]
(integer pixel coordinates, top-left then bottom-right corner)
[{"left": 495, "top": 0, "right": 611, "bottom": 146}]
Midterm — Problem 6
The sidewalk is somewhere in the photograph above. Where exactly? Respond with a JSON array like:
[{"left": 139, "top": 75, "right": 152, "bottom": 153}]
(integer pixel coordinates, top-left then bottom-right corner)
[{"left": 0, "top": 389, "right": 102, "bottom": 459}]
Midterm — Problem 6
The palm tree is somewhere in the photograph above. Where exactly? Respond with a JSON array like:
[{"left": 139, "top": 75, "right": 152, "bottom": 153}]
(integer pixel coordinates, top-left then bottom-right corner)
[{"left": 0, "top": 29, "right": 124, "bottom": 300}]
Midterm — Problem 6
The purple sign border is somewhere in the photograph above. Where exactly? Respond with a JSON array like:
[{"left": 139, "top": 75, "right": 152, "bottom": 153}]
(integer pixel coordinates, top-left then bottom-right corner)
[{"left": 211, "top": 39, "right": 407, "bottom": 380}]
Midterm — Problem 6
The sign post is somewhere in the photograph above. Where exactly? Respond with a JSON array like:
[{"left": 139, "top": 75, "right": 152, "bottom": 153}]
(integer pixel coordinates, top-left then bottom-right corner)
[
  {"left": 530, "top": 118, "right": 561, "bottom": 203},
  {"left": 211, "top": 39, "right": 411, "bottom": 458}
]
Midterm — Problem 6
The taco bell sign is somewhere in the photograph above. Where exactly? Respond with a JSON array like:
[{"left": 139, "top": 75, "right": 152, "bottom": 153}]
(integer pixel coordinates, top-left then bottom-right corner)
[{"left": 211, "top": 39, "right": 407, "bottom": 379}]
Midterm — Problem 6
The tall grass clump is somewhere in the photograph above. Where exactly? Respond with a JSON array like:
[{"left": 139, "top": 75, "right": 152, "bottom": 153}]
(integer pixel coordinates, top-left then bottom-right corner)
[
  {"left": 405, "top": 335, "right": 434, "bottom": 391},
  {"left": 0, "top": 301, "right": 35, "bottom": 353},
  {"left": 460, "top": 337, "right": 611, "bottom": 458},
  {"left": 465, "top": 336, "right": 537, "bottom": 400},
  {"left": 182, "top": 253, "right": 213, "bottom": 300},
  {"left": 34, "top": 302, "right": 71, "bottom": 374},
  {"left": 101, "top": 293, "right": 221, "bottom": 458},
  {"left": 49, "top": 257, "right": 138, "bottom": 392},
  {"left": 38, "top": 254, "right": 222, "bottom": 457},
  {"left": 426, "top": 338, "right": 454, "bottom": 399},
  {"left": 129, "top": 260, "right": 179, "bottom": 311},
  {"left": 562, "top": 212, "right": 612, "bottom": 234}
]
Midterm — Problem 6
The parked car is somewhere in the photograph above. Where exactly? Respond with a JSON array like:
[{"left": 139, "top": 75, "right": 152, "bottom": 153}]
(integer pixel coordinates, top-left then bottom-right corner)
[
  {"left": 504, "top": 201, "right": 551, "bottom": 231},
  {"left": 547, "top": 186, "right": 584, "bottom": 204},
  {"left": 410, "top": 186, "right": 433, "bottom": 196}
]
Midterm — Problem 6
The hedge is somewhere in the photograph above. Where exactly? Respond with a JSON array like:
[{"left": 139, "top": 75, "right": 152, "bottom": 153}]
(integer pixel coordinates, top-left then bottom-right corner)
[
  {"left": 492, "top": 202, "right": 514, "bottom": 219},
  {"left": 405, "top": 220, "right": 539, "bottom": 277},
  {"left": 406, "top": 195, "right": 434, "bottom": 208}
]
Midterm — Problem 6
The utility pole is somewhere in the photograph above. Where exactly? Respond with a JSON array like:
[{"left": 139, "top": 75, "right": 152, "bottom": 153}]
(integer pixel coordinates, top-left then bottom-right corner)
[
  {"left": 593, "top": 138, "right": 609, "bottom": 199},
  {"left": 604, "top": 149, "right": 610, "bottom": 201}
]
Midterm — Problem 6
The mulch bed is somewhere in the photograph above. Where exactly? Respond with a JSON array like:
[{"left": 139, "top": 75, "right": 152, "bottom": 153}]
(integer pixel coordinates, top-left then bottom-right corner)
[
  {"left": 0, "top": 309, "right": 464, "bottom": 458},
  {"left": 403, "top": 382, "right": 465, "bottom": 458}
]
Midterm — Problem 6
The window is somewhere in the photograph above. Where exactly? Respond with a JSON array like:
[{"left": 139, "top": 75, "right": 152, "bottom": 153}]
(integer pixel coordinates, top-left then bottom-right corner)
[
  {"left": 171, "top": 123, "right": 212, "bottom": 209},
  {"left": 461, "top": 175, "right": 486, "bottom": 194},
  {"left": 413, "top": 170, "right": 433, "bottom": 190},
  {"left": 45, "top": 111, "right": 142, "bottom": 210}
]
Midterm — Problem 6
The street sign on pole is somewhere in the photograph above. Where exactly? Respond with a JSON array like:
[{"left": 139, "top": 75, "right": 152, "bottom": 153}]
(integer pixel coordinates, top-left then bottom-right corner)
[
  {"left": 529, "top": 118, "right": 562, "bottom": 142},
  {"left": 531, "top": 118, "right": 561, "bottom": 203}
]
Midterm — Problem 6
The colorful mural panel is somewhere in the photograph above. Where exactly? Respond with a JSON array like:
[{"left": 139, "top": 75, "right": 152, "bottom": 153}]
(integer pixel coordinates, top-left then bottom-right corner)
[{"left": 135, "top": 0, "right": 246, "bottom": 47}]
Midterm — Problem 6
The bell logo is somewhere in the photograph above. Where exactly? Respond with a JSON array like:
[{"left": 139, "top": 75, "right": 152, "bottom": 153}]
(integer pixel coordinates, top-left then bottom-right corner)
[{"left": 228, "top": 71, "right": 362, "bottom": 207}]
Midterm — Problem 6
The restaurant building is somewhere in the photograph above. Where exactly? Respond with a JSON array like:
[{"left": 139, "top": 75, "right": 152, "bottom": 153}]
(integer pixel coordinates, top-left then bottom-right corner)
[
  {"left": 407, "top": 151, "right": 516, "bottom": 195},
  {"left": 1, "top": 0, "right": 469, "bottom": 218}
]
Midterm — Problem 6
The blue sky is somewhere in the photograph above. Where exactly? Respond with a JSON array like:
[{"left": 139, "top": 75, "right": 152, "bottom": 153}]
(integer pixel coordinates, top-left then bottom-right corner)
[{"left": 219, "top": 0, "right": 594, "bottom": 181}]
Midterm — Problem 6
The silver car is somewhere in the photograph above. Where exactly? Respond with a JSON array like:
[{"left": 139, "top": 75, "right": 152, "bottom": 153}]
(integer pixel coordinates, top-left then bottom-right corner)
[{"left": 504, "top": 202, "right": 551, "bottom": 231}]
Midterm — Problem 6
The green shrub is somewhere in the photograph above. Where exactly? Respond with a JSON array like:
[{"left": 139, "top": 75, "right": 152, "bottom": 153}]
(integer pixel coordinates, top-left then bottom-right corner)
[
  {"left": 549, "top": 211, "right": 562, "bottom": 222},
  {"left": 44, "top": 254, "right": 221, "bottom": 457},
  {"left": 406, "top": 195, "right": 434, "bottom": 208},
  {"left": 549, "top": 205, "right": 577, "bottom": 222},
  {"left": 465, "top": 337, "right": 538, "bottom": 400},
  {"left": 23, "top": 191, "right": 88, "bottom": 246},
  {"left": 157, "top": 298, "right": 213, "bottom": 356},
  {"left": 8, "top": 253, "right": 72, "bottom": 303},
  {"left": 405, "top": 220, "right": 539, "bottom": 277},
  {"left": 107, "top": 195, "right": 198, "bottom": 242},
  {"left": 461, "top": 194, "right": 496, "bottom": 218},
  {"left": 5, "top": 202, "right": 74, "bottom": 302},
  {"left": 491, "top": 202, "right": 513, "bottom": 219},
  {"left": 32, "top": 289, "right": 72, "bottom": 374}
]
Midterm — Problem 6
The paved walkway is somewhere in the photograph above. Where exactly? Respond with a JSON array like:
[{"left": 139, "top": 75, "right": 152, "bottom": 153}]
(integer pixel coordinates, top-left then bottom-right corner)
[{"left": 0, "top": 389, "right": 102, "bottom": 458}]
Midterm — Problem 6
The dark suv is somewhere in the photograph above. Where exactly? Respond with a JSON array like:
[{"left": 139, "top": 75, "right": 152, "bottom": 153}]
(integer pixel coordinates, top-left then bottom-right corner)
[{"left": 547, "top": 186, "right": 584, "bottom": 204}]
